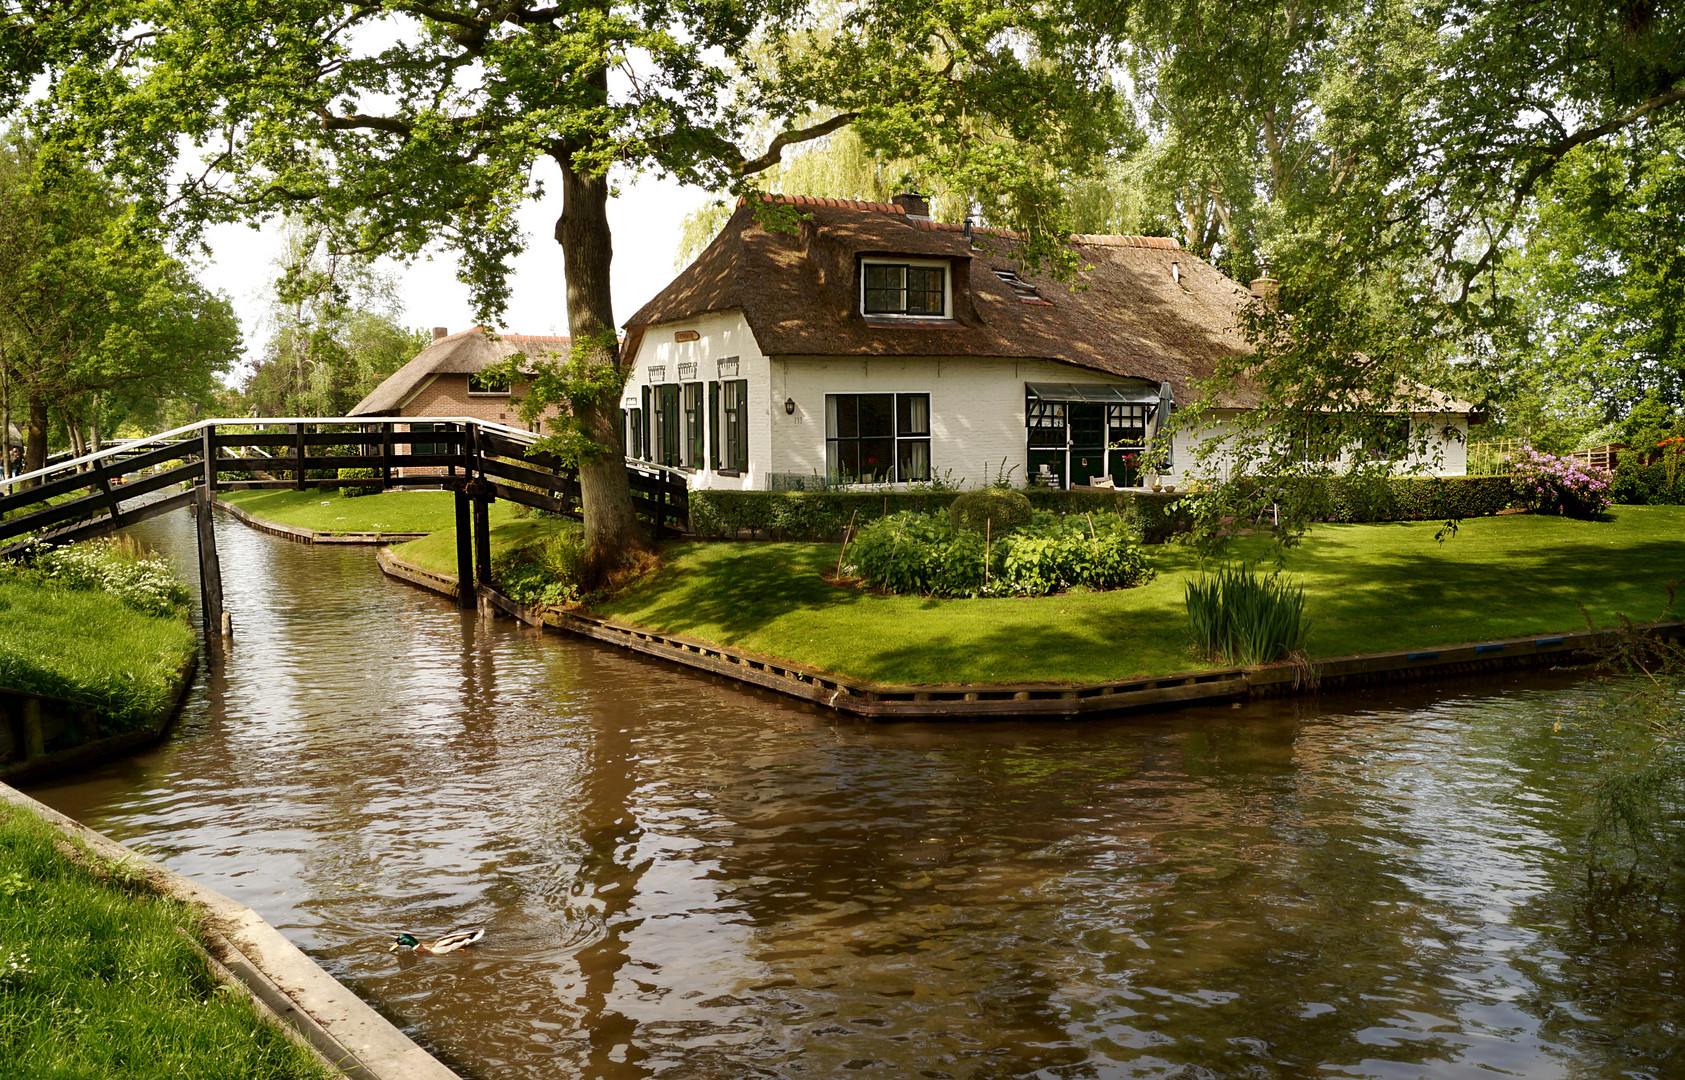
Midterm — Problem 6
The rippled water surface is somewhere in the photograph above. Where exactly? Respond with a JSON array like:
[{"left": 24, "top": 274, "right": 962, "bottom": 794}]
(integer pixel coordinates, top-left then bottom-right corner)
[{"left": 27, "top": 509, "right": 1684, "bottom": 1079}]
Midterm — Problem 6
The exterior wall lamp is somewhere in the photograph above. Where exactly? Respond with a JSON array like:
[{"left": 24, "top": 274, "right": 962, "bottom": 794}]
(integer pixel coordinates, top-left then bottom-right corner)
[{"left": 784, "top": 397, "right": 796, "bottom": 416}]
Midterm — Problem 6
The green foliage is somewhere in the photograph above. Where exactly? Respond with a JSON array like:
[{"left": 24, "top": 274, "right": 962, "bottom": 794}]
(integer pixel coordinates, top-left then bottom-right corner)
[
  {"left": 1185, "top": 563, "right": 1312, "bottom": 666},
  {"left": 949, "top": 488, "right": 1034, "bottom": 535},
  {"left": 495, "top": 332, "right": 631, "bottom": 466},
  {"left": 336, "top": 467, "right": 379, "bottom": 498},
  {"left": 845, "top": 510, "right": 1152, "bottom": 598},
  {"left": 492, "top": 523, "right": 587, "bottom": 607},
  {"left": 0, "top": 804, "right": 335, "bottom": 1079},
  {"left": 1612, "top": 455, "right": 1685, "bottom": 506},
  {"left": 0, "top": 135, "right": 240, "bottom": 464},
  {"left": 688, "top": 490, "right": 964, "bottom": 541}
]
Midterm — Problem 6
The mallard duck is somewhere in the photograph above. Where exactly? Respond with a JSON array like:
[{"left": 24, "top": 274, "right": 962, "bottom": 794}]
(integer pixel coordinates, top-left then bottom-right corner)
[{"left": 390, "top": 927, "right": 485, "bottom": 954}]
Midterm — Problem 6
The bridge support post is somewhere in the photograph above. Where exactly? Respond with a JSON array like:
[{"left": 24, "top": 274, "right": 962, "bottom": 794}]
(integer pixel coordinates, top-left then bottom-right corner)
[
  {"left": 198, "top": 425, "right": 225, "bottom": 653},
  {"left": 453, "top": 486, "right": 475, "bottom": 610},
  {"left": 194, "top": 486, "right": 225, "bottom": 653},
  {"left": 472, "top": 488, "right": 492, "bottom": 587}
]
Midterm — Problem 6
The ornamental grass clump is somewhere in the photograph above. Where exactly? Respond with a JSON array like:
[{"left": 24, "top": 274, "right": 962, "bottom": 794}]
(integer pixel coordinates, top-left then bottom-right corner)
[
  {"left": 1511, "top": 446, "right": 1612, "bottom": 519},
  {"left": 1185, "top": 563, "right": 1312, "bottom": 666}
]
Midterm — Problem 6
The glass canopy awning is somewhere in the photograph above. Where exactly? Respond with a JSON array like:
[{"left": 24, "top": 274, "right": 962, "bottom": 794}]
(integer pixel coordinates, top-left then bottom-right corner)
[{"left": 1024, "top": 382, "right": 1162, "bottom": 404}]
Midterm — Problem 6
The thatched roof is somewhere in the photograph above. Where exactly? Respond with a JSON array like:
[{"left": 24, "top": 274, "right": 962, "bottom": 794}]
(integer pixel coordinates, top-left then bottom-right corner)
[
  {"left": 350, "top": 328, "right": 570, "bottom": 416},
  {"left": 624, "top": 197, "right": 1261, "bottom": 407}
]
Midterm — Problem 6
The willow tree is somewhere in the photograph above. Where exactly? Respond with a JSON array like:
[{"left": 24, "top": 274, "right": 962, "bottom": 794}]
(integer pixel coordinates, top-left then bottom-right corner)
[{"left": 36, "top": 0, "right": 1119, "bottom": 582}]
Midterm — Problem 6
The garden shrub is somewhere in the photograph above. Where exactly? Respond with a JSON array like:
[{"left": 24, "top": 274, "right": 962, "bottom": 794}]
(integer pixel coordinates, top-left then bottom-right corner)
[
  {"left": 1510, "top": 447, "right": 1612, "bottom": 519},
  {"left": 844, "top": 511, "right": 1150, "bottom": 597},
  {"left": 998, "top": 514, "right": 1151, "bottom": 595},
  {"left": 1612, "top": 440, "right": 1685, "bottom": 505},
  {"left": 1185, "top": 563, "right": 1311, "bottom": 666},
  {"left": 1314, "top": 474, "right": 1516, "bottom": 522},
  {"left": 337, "top": 467, "right": 379, "bottom": 497},
  {"left": 949, "top": 489, "right": 1033, "bottom": 535}
]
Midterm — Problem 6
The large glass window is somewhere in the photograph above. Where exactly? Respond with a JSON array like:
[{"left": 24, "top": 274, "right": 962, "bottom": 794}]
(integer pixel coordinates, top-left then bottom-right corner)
[
  {"left": 862, "top": 263, "right": 946, "bottom": 316},
  {"left": 722, "top": 379, "right": 749, "bottom": 472},
  {"left": 1364, "top": 416, "right": 1411, "bottom": 460},
  {"left": 682, "top": 382, "right": 704, "bottom": 468},
  {"left": 826, "top": 393, "right": 931, "bottom": 483}
]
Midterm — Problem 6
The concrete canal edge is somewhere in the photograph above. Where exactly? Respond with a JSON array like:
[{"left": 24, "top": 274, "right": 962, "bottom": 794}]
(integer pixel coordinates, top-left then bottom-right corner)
[
  {"left": 0, "top": 783, "right": 462, "bottom": 1080},
  {"left": 376, "top": 546, "right": 1685, "bottom": 720},
  {"left": 1, "top": 653, "right": 200, "bottom": 783},
  {"left": 216, "top": 497, "right": 431, "bottom": 546}
]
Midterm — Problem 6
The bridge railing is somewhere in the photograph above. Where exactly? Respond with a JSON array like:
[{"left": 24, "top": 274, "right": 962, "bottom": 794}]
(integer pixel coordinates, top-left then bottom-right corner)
[{"left": 0, "top": 417, "right": 691, "bottom": 555}]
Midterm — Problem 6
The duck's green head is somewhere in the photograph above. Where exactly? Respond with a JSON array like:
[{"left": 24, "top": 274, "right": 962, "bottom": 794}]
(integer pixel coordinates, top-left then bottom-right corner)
[{"left": 390, "top": 934, "right": 420, "bottom": 952}]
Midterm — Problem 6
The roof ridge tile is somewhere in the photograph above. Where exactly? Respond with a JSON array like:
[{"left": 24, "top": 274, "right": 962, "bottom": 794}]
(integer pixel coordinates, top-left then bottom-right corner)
[{"left": 736, "top": 193, "right": 906, "bottom": 214}]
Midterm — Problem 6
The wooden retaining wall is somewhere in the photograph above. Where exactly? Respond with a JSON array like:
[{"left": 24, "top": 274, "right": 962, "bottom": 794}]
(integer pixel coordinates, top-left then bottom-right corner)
[
  {"left": 376, "top": 549, "right": 1685, "bottom": 720},
  {"left": 0, "top": 653, "right": 199, "bottom": 781}
]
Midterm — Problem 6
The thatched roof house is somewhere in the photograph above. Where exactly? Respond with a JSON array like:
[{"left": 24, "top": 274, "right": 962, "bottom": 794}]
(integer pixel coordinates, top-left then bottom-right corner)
[
  {"left": 351, "top": 327, "right": 569, "bottom": 420},
  {"left": 625, "top": 194, "right": 1474, "bottom": 490}
]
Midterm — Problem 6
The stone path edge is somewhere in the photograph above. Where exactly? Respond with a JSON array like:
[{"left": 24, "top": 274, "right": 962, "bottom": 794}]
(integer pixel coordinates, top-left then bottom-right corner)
[
  {"left": 217, "top": 497, "right": 431, "bottom": 545},
  {"left": 377, "top": 546, "right": 1685, "bottom": 720},
  {"left": 0, "top": 782, "right": 462, "bottom": 1080}
]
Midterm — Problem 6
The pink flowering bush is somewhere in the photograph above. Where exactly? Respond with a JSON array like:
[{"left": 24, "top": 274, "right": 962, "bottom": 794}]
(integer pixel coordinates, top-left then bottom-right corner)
[{"left": 1511, "top": 447, "right": 1612, "bottom": 519}]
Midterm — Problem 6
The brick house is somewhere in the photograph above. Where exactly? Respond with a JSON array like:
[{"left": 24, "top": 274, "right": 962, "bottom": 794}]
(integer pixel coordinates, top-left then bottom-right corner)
[{"left": 350, "top": 326, "right": 569, "bottom": 475}]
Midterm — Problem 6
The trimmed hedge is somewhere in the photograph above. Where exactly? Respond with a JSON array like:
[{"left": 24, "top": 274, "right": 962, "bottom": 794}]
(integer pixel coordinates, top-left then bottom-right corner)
[
  {"left": 689, "top": 487, "right": 1193, "bottom": 544},
  {"left": 1313, "top": 475, "right": 1517, "bottom": 522},
  {"left": 686, "top": 475, "right": 1515, "bottom": 545}
]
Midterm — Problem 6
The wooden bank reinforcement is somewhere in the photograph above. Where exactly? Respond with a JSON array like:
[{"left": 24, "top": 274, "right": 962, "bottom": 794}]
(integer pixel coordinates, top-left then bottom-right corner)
[{"left": 378, "top": 548, "right": 1684, "bottom": 720}]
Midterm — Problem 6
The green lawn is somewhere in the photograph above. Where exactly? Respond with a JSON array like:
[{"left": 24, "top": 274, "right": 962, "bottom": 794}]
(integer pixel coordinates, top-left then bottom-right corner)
[
  {"left": 219, "top": 488, "right": 520, "bottom": 535},
  {"left": 0, "top": 803, "right": 334, "bottom": 1080},
  {"left": 594, "top": 507, "right": 1685, "bottom": 686},
  {"left": 0, "top": 580, "right": 196, "bottom": 728},
  {"left": 388, "top": 516, "right": 576, "bottom": 576}
]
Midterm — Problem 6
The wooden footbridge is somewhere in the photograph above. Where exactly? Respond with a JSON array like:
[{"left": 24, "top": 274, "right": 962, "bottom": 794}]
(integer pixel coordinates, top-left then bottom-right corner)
[{"left": 0, "top": 417, "right": 689, "bottom": 642}]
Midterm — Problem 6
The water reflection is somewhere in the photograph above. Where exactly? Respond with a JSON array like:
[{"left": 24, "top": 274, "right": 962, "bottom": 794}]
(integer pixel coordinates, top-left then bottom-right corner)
[{"left": 24, "top": 508, "right": 1684, "bottom": 1078}]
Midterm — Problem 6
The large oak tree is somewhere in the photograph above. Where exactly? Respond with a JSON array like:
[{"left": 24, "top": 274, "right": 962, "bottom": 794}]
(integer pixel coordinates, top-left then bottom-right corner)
[{"left": 34, "top": 0, "right": 1120, "bottom": 582}]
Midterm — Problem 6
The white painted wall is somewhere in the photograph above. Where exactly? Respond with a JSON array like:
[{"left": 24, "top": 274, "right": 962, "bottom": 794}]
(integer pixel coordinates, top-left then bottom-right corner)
[
  {"left": 625, "top": 309, "right": 1473, "bottom": 490},
  {"left": 623, "top": 310, "right": 769, "bottom": 491}
]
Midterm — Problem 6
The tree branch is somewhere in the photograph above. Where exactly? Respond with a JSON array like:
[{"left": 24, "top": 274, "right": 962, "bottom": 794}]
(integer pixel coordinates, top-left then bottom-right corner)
[
  {"left": 735, "top": 112, "right": 860, "bottom": 176},
  {"left": 312, "top": 106, "right": 413, "bottom": 135}
]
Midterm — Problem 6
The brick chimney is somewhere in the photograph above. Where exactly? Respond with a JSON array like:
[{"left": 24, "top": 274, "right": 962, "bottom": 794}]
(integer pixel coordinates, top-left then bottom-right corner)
[
  {"left": 1248, "top": 272, "right": 1279, "bottom": 311},
  {"left": 432, "top": 327, "right": 449, "bottom": 341},
  {"left": 891, "top": 192, "right": 930, "bottom": 219}
]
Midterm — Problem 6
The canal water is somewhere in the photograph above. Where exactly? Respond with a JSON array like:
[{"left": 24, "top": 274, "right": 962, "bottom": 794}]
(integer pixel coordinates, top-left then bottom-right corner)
[{"left": 25, "top": 508, "right": 1683, "bottom": 1079}]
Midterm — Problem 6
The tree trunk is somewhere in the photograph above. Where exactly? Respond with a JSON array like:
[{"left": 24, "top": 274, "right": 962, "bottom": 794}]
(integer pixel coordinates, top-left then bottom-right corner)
[
  {"left": 23, "top": 397, "right": 46, "bottom": 487},
  {"left": 555, "top": 121, "right": 649, "bottom": 588}
]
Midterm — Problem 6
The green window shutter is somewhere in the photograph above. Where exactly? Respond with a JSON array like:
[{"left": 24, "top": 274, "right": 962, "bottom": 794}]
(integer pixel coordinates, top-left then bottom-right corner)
[{"left": 709, "top": 381, "right": 721, "bottom": 469}]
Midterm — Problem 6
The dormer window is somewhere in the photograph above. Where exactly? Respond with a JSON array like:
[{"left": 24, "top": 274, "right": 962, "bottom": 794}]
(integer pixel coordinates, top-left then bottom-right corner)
[
  {"left": 862, "top": 259, "right": 949, "bottom": 317},
  {"left": 993, "top": 267, "right": 1040, "bottom": 300}
]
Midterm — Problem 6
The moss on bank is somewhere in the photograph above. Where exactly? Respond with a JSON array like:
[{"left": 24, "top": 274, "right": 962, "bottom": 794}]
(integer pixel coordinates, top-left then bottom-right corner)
[
  {"left": 593, "top": 507, "right": 1685, "bottom": 685},
  {"left": 0, "top": 803, "right": 333, "bottom": 1079}
]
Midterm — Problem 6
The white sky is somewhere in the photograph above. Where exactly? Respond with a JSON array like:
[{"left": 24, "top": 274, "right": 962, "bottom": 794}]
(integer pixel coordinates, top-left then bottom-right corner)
[{"left": 205, "top": 169, "right": 715, "bottom": 369}]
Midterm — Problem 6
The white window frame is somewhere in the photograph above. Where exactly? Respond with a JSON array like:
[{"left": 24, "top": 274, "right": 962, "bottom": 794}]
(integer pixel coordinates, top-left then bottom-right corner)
[
  {"left": 824, "top": 390, "right": 934, "bottom": 485},
  {"left": 859, "top": 257, "right": 953, "bottom": 320},
  {"left": 467, "top": 372, "right": 512, "bottom": 397}
]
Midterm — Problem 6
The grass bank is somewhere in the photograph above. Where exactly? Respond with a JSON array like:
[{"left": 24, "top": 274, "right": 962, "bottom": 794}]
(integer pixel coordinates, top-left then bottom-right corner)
[
  {"left": 388, "top": 516, "right": 576, "bottom": 578},
  {"left": 220, "top": 488, "right": 520, "bottom": 535},
  {"left": 0, "top": 802, "right": 333, "bottom": 1079},
  {"left": 594, "top": 507, "right": 1685, "bottom": 685},
  {"left": 0, "top": 579, "right": 196, "bottom": 729}
]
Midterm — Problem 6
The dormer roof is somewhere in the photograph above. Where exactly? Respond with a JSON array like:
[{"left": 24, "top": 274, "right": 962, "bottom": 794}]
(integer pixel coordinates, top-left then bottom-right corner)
[{"left": 624, "top": 197, "right": 1257, "bottom": 407}]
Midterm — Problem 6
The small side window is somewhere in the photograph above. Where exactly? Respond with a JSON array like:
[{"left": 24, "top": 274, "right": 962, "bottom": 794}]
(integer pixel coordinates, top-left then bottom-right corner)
[{"left": 468, "top": 372, "right": 511, "bottom": 396}]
